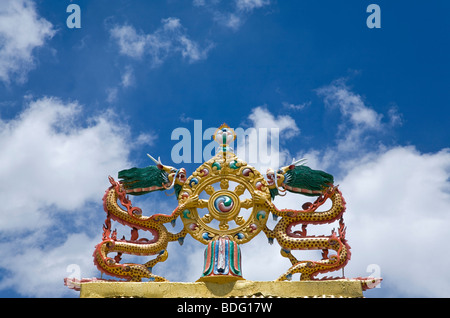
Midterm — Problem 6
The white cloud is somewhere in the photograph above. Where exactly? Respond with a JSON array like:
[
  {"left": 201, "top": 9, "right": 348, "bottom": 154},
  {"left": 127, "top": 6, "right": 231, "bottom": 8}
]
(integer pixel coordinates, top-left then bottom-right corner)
[
  {"left": 121, "top": 65, "right": 134, "bottom": 88},
  {"left": 110, "top": 17, "right": 212, "bottom": 66},
  {"left": 236, "top": 0, "right": 270, "bottom": 12},
  {"left": 193, "top": 0, "right": 220, "bottom": 6},
  {"left": 236, "top": 106, "right": 299, "bottom": 171},
  {"left": 179, "top": 113, "right": 195, "bottom": 123},
  {"left": 105, "top": 87, "right": 118, "bottom": 103},
  {"left": 0, "top": 96, "right": 162, "bottom": 297},
  {"left": 341, "top": 146, "right": 450, "bottom": 297},
  {"left": 193, "top": 0, "right": 206, "bottom": 6},
  {"left": 194, "top": 0, "right": 271, "bottom": 31},
  {"left": 135, "top": 132, "right": 158, "bottom": 147},
  {"left": 282, "top": 101, "right": 311, "bottom": 111},
  {"left": 0, "top": 0, "right": 55, "bottom": 84},
  {"left": 105, "top": 66, "right": 134, "bottom": 104},
  {"left": 0, "top": 233, "right": 99, "bottom": 297},
  {"left": 0, "top": 97, "right": 132, "bottom": 233},
  {"left": 316, "top": 80, "right": 383, "bottom": 154},
  {"left": 212, "top": 12, "right": 244, "bottom": 31},
  {"left": 317, "top": 80, "right": 383, "bottom": 129},
  {"left": 316, "top": 79, "right": 401, "bottom": 158},
  {"left": 280, "top": 80, "right": 450, "bottom": 297},
  {"left": 109, "top": 24, "right": 148, "bottom": 59},
  {"left": 162, "top": 16, "right": 182, "bottom": 31},
  {"left": 247, "top": 106, "right": 300, "bottom": 139},
  {"left": 179, "top": 35, "right": 212, "bottom": 63}
]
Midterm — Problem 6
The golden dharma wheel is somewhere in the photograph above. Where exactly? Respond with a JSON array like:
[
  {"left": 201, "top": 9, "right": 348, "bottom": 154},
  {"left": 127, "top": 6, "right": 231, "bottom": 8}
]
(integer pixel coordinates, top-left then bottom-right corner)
[{"left": 179, "top": 126, "right": 271, "bottom": 245}]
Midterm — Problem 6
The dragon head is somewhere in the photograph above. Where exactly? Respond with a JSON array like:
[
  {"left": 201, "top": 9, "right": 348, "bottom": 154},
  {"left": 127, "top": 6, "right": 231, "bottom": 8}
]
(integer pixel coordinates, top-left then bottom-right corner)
[
  {"left": 284, "top": 158, "right": 334, "bottom": 196},
  {"left": 267, "top": 158, "right": 334, "bottom": 198},
  {"left": 174, "top": 167, "right": 187, "bottom": 185},
  {"left": 266, "top": 159, "right": 307, "bottom": 189},
  {"left": 118, "top": 154, "right": 186, "bottom": 196},
  {"left": 266, "top": 168, "right": 287, "bottom": 200},
  {"left": 266, "top": 168, "right": 284, "bottom": 189}
]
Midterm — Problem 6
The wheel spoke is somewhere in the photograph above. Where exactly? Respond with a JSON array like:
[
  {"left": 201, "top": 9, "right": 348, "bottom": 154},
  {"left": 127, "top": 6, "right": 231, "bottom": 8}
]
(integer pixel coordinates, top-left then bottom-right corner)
[
  {"left": 220, "top": 179, "right": 229, "bottom": 190},
  {"left": 234, "top": 216, "right": 245, "bottom": 225},
  {"left": 197, "top": 199, "right": 209, "bottom": 209},
  {"left": 201, "top": 214, "right": 213, "bottom": 223},
  {"left": 219, "top": 220, "right": 229, "bottom": 230},
  {"left": 234, "top": 184, "right": 246, "bottom": 196},
  {"left": 204, "top": 185, "right": 215, "bottom": 195},
  {"left": 241, "top": 198, "right": 253, "bottom": 209}
]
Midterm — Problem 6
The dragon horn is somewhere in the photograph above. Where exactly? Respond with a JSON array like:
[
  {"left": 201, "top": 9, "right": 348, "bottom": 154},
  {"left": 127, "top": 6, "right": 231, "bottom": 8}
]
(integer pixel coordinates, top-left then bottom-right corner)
[
  {"left": 147, "top": 154, "right": 160, "bottom": 164},
  {"left": 147, "top": 154, "right": 164, "bottom": 169},
  {"left": 147, "top": 154, "right": 164, "bottom": 165},
  {"left": 291, "top": 158, "right": 307, "bottom": 166}
]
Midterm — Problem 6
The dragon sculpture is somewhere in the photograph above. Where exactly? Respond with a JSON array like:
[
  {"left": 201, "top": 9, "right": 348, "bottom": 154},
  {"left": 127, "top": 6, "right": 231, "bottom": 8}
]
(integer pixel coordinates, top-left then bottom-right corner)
[
  {"left": 264, "top": 159, "right": 350, "bottom": 281},
  {"left": 92, "top": 156, "right": 191, "bottom": 282},
  {"left": 65, "top": 124, "right": 380, "bottom": 290}
]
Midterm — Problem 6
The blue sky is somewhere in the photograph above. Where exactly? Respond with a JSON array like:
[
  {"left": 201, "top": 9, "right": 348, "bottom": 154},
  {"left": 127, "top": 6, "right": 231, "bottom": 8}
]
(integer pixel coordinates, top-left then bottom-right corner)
[{"left": 0, "top": 0, "right": 449, "bottom": 298}]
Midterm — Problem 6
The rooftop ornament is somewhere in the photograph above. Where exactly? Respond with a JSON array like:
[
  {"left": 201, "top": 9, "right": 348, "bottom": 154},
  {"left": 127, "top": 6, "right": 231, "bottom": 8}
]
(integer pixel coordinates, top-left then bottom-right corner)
[{"left": 65, "top": 123, "right": 381, "bottom": 293}]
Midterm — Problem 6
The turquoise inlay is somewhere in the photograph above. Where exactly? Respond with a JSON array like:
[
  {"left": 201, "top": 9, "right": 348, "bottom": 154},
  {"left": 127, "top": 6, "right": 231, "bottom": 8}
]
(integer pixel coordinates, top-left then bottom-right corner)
[
  {"left": 182, "top": 209, "right": 191, "bottom": 219},
  {"left": 235, "top": 232, "right": 244, "bottom": 240},
  {"left": 256, "top": 210, "right": 266, "bottom": 220},
  {"left": 229, "top": 160, "right": 238, "bottom": 169},
  {"left": 202, "top": 232, "right": 212, "bottom": 240},
  {"left": 189, "top": 177, "right": 199, "bottom": 187}
]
